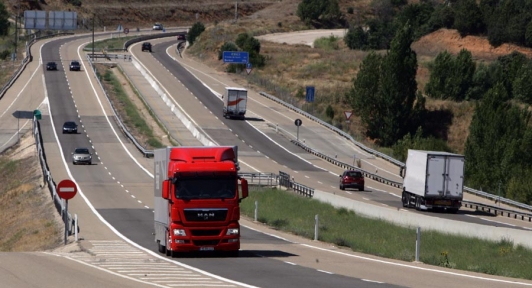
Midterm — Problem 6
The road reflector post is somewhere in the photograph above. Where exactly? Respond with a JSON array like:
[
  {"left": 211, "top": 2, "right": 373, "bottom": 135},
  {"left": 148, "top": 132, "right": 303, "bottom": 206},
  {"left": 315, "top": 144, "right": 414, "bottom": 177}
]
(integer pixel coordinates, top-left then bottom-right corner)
[
  {"left": 254, "top": 200, "right": 258, "bottom": 222},
  {"left": 314, "top": 214, "right": 319, "bottom": 241}
]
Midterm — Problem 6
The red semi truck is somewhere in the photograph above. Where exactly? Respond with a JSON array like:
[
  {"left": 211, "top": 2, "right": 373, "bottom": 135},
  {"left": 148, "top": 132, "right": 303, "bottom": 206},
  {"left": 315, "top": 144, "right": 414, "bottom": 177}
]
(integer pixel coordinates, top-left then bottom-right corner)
[{"left": 154, "top": 146, "right": 249, "bottom": 257}]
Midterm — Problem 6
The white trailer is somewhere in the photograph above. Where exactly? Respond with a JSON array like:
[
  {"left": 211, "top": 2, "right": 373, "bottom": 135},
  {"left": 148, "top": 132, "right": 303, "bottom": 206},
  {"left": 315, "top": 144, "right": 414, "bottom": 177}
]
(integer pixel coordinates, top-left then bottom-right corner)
[
  {"left": 154, "top": 148, "right": 171, "bottom": 251},
  {"left": 401, "top": 150, "right": 464, "bottom": 213},
  {"left": 223, "top": 87, "right": 247, "bottom": 119}
]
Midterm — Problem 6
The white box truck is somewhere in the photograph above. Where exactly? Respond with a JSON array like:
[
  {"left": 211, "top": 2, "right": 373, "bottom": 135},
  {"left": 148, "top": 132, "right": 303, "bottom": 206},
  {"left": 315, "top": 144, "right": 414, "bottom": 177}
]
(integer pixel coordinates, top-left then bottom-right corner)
[
  {"left": 223, "top": 87, "right": 247, "bottom": 119},
  {"left": 401, "top": 150, "right": 464, "bottom": 213}
]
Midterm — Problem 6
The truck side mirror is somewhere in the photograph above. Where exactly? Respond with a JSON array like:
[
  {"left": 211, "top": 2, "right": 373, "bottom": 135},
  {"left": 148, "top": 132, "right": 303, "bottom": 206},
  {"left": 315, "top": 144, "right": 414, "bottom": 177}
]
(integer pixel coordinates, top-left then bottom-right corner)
[
  {"left": 240, "top": 178, "right": 248, "bottom": 199},
  {"left": 162, "top": 180, "right": 170, "bottom": 199},
  {"left": 399, "top": 167, "right": 405, "bottom": 178}
]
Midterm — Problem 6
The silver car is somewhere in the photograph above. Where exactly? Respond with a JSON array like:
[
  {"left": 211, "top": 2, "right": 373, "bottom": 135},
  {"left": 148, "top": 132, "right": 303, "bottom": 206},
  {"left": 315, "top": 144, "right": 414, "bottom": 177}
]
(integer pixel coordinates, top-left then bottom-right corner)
[{"left": 72, "top": 148, "right": 92, "bottom": 165}]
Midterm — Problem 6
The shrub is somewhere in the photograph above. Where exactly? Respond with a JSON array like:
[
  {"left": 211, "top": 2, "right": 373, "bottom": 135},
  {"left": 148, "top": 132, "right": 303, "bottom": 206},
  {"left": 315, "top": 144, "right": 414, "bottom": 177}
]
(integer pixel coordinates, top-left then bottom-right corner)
[{"left": 188, "top": 22, "right": 205, "bottom": 46}]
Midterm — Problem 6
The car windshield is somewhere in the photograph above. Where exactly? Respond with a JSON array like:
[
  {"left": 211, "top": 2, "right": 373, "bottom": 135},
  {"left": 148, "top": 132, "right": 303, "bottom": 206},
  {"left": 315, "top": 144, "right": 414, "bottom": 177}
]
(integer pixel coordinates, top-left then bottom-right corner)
[
  {"left": 75, "top": 148, "right": 89, "bottom": 154},
  {"left": 346, "top": 171, "right": 362, "bottom": 178},
  {"left": 48, "top": 62, "right": 55, "bottom": 65},
  {"left": 174, "top": 172, "right": 236, "bottom": 200},
  {"left": 64, "top": 122, "right": 76, "bottom": 127},
  {"left": 71, "top": 61, "right": 79, "bottom": 65}
]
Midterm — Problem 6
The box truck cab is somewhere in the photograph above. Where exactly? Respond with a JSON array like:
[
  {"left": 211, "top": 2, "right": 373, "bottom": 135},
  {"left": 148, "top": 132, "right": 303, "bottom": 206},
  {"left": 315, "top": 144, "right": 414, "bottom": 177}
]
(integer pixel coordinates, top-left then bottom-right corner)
[
  {"left": 401, "top": 150, "right": 464, "bottom": 213},
  {"left": 222, "top": 87, "right": 247, "bottom": 119}
]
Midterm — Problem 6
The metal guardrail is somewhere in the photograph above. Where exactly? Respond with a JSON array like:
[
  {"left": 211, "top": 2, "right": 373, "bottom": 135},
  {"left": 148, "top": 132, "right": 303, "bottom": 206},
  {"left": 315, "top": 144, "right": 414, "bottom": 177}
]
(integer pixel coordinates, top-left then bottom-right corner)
[
  {"left": 258, "top": 91, "right": 532, "bottom": 213},
  {"left": 238, "top": 172, "right": 278, "bottom": 187},
  {"left": 87, "top": 55, "right": 154, "bottom": 158},
  {"left": 0, "top": 32, "right": 74, "bottom": 101},
  {"left": 123, "top": 32, "right": 185, "bottom": 50},
  {"left": 278, "top": 171, "right": 314, "bottom": 198},
  {"left": 33, "top": 117, "right": 76, "bottom": 236}
]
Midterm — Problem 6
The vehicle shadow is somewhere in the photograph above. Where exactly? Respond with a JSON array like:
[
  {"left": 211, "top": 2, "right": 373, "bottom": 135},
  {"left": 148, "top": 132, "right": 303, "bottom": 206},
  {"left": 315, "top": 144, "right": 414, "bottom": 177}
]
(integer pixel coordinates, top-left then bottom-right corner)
[{"left": 169, "top": 250, "right": 296, "bottom": 258}]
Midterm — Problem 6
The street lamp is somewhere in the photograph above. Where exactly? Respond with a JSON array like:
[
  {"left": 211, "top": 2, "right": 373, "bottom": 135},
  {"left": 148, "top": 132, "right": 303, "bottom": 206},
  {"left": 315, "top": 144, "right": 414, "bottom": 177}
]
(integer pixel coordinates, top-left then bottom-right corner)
[{"left": 92, "top": 14, "right": 95, "bottom": 61}]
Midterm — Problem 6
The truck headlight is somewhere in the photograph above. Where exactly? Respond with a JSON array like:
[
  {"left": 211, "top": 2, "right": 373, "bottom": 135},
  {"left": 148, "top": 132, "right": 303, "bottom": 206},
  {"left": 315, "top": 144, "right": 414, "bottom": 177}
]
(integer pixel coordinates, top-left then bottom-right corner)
[
  {"left": 173, "top": 229, "right": 186, "bottom": 236},
  {"left": 226, "top": 228, "right": 239, "bottom": 235}
]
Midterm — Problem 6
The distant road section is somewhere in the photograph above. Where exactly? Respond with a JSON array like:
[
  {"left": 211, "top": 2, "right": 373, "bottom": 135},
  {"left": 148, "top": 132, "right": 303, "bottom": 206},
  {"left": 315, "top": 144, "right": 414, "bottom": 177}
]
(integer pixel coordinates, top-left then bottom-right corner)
[{"left": 257, "top": 29, "right": 347, "bottom": 47}]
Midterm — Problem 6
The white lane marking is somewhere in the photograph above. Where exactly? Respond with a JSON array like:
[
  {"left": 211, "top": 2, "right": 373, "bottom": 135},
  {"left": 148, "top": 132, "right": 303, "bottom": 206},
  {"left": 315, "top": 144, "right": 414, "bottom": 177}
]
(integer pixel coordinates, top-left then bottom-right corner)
[
  {"left": 300, "top": 243, "right": 532, "bottom": 286},
  {"left": 464, "top": 215, "right": 518, "bottom": 227},
  {"left": 284, "top": 262, "right": 296, "bottom": 265},
  {"left": 362, "top": 279, "right": 384, "bottom": 284},
  {"left": 39, "top": 40, "right": 258, "bottom": 288},
  {"left": 317, "top": 270, "right": 333, "bottom": 274}
]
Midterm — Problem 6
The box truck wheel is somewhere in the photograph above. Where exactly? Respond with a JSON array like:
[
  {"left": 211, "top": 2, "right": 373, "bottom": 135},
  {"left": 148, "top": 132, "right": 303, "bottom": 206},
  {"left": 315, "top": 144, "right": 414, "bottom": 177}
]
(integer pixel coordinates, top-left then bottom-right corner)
[
  {"left": 415, "top": 196, "right": 421, "bottom": 211},
  {"left": 401, "top": 191, "right": 408, "bottom": 207},
  {"left": 158, "top": 241, "right": 166, "bottom": 254}
]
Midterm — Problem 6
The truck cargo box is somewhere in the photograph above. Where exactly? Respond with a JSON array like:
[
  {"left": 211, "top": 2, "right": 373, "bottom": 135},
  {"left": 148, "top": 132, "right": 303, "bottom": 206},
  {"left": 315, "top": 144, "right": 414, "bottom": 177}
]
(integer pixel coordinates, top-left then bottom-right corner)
[
  {"left": 402, "top": 150, "right": 464, "bottom": 212},
  {"left": 223, "top": 87, "right": 247, "bottom": 119}
]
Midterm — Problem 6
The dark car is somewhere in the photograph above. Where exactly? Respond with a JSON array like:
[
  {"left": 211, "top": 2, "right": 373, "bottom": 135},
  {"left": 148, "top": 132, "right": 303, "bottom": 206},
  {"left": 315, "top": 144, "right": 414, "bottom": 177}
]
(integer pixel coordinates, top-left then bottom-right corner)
[
  {"left": 62, "top": 121, "right": 78, "bottom": 134},
  {"left": 339, "top": 170, "right": 365, "bottom": 191},
  {"left": 142, "top": 42, "right": 152, "bottom": 52},
  {"left": 72, "top": 147, "right": 92, "bottom": 165},
  {"left": 177, "top": 34, "right": 186, "bottom": 41},
  {"left": 46, "top": 61, "right": 57, "bottom": 71},
  {"left": 69, "top": 60, "right": 81, "bottom": 71}
]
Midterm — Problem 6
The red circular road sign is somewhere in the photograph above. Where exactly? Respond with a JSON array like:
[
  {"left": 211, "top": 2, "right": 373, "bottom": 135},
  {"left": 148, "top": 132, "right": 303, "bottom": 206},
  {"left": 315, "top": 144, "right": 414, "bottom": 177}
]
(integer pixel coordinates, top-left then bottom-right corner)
[{"left": 57, "top": 179, "right": 78, "bottom": 200}]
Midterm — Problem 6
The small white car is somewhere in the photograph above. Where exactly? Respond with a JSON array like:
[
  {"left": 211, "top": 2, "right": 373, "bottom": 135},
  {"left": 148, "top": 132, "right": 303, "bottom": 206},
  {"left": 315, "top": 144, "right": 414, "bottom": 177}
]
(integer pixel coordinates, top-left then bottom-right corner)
[{"left": 153, "top": 23, "right": 163, "bottom": 30}]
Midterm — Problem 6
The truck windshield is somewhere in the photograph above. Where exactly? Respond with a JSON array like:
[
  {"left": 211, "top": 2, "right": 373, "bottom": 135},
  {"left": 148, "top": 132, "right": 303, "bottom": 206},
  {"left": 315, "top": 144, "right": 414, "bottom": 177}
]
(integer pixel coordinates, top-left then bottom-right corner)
[{"left": 174, "top": 173, "right": 237, "bottom": 199}]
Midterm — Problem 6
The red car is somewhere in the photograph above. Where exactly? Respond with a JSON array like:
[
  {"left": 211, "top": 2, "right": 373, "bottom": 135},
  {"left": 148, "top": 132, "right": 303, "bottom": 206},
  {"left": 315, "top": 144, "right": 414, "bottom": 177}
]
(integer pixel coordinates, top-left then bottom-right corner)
[{"left": 339, "top": 170, "right": 365, "bottom": 191}]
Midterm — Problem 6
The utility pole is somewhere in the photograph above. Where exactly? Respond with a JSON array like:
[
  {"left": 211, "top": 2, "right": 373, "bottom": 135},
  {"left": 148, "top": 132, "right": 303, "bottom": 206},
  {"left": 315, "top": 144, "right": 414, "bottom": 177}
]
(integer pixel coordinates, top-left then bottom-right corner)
[
  {"left": 234, "top": 0, "right": 238, "bottom": 23},
  {"left": 14, "top": 0, "right": 20, "bottom": 62},
  {"left": 92, "top": 14, "right": 95, "bottom": 62}
]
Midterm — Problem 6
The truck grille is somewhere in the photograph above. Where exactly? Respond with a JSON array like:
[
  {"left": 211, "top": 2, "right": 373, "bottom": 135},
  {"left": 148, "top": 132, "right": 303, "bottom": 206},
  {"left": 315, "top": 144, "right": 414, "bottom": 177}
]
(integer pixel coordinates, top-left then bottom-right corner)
[
  {"left": 184, "top": 208, "right": 228, "bottom": 221},
  {"left": 191, "top": 229, "right": 222, "bottom": 236},
  {"left": 193, "top": 240, "right": 220, "bottom": 246}
]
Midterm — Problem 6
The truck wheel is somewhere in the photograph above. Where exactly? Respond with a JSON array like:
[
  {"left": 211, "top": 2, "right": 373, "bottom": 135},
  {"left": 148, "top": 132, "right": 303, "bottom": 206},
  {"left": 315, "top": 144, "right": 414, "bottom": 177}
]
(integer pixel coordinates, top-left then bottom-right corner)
[
  {"left": 165, "top": 235, "right": 171, "bottom": 256},
  {"left": 158, "top": 242, "right": 166, "bottom": 254},
  {"left": 401, "top": 191, "right": 408, "bottom": 207},
  {"left": 415, "top": 197, "right": 421, "bottom": 211}
]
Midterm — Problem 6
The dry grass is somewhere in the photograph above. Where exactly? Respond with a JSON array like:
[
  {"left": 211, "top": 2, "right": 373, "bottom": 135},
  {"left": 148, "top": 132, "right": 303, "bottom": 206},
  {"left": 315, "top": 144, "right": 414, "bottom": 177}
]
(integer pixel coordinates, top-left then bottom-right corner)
[{"left": 0, "top": 133, "right": 62, "bottom": 252}]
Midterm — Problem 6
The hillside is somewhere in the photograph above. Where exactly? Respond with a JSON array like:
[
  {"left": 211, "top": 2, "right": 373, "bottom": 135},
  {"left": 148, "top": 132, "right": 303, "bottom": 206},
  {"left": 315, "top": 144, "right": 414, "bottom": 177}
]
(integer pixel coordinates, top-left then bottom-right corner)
[{"left": 6, "top": 0, "right": 532, "bottom": 154}]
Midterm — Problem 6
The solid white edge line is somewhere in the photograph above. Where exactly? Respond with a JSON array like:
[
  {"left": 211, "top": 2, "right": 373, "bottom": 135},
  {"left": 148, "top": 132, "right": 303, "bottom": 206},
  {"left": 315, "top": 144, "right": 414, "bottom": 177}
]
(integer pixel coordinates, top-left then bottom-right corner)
[
  {"left": 40, "top": 39, "right": 259, "bottom": 288},
  {"left": 300, "top": 243, "right": 532, "bottom": 286}
]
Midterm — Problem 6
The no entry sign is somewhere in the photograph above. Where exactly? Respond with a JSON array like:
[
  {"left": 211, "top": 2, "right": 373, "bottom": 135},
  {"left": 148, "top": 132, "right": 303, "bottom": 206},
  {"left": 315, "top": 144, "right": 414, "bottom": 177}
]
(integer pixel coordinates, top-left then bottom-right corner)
[{"left": 57, "top": 179, "right": 77, "bottom": 200}]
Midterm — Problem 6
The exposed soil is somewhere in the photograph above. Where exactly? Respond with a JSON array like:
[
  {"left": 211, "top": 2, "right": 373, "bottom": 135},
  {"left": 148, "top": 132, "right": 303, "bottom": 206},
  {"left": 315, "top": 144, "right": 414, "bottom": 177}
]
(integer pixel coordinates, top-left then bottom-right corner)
[{"left": 0, "top": 132, "right": 63, "bottom": 251}]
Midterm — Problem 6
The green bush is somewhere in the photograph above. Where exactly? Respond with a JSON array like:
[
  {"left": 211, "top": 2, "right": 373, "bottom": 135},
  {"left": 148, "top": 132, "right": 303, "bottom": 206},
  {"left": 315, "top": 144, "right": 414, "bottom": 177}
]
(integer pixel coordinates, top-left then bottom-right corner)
[{"left": 188, "top": 22, "right": 205, "bottom": 46}]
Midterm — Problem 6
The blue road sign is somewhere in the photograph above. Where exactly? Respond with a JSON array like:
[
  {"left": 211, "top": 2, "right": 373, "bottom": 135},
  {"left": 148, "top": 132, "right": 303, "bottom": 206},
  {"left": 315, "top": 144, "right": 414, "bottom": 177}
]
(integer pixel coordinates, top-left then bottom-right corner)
[
  {"left": 223, "top": 51, "right": 249, "bottom": 64},
  {"left": 246, "top": 62, "right": 252, "bottom": 69},
  {"left": 306, "top": 86, "right": 315, "bottom": 103}
]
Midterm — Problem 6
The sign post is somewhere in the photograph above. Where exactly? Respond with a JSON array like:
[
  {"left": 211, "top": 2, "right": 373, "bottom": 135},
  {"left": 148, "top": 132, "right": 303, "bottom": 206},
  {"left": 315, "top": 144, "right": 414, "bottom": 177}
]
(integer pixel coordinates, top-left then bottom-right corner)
[
  {"left": 57, "top": 179, "right": 78, "bottom": 245},
  {"left": 294, "top": 118, "right": 302, "bottom": 141}
]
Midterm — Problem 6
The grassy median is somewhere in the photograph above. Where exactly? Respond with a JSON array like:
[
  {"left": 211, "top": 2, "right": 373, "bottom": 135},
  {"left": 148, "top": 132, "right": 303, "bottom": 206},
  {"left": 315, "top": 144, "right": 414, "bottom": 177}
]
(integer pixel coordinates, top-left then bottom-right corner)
[{"left": 240, "top": 189, "right": 532, "bottom": 280}]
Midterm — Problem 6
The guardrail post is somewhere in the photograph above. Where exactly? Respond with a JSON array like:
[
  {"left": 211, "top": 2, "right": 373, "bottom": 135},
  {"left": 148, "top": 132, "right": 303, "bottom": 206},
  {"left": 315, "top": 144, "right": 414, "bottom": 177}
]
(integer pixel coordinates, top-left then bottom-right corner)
[
  {"left": 415, "top": 227, "right": 421, "bottom": 262},
  {"left": 254, "top": 201, "right": 258, "bottom": 222},
  {"left": 314, "top": 214, "right": 319, "bottom": 241}
]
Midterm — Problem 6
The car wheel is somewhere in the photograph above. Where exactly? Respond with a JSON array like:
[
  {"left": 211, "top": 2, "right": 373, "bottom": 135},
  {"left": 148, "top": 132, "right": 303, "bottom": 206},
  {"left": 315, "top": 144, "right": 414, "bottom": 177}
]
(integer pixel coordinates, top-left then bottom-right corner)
[
  {"left": 359, "top": 186, "right": 364, "bottom": 191},
  {"left": 339, "top": 183, "right": 344, "bottom": 190},
  {"left": 88, "top": 161, "right": 92, "bottom": 165},
  {"left": 73, "top": 162, "right": 76, "bottom": 165}
]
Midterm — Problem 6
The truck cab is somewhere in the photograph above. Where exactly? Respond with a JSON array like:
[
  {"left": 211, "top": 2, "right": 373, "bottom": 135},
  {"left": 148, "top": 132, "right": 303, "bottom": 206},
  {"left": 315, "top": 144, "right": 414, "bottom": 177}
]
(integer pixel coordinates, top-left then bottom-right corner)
[{"left": 154, "top": 146, "right": 248, "bottom": 257}]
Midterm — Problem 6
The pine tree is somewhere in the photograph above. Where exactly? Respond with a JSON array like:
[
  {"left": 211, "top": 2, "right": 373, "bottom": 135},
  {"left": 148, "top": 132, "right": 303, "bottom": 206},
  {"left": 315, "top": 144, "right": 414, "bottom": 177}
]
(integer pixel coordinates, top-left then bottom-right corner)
[{"left": 374, "top": 23, "right": 418, "bottom": 146}]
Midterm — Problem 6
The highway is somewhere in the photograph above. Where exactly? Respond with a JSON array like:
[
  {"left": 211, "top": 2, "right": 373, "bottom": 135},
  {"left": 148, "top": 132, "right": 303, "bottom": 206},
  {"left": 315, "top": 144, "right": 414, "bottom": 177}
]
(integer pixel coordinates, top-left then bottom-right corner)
[{"left": 1, "top": 31, "right": 532, "bottom": 287}]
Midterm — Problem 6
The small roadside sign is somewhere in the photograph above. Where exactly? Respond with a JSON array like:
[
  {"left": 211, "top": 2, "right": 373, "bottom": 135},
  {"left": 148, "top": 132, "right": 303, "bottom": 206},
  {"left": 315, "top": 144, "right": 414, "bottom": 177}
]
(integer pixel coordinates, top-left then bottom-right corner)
[
  {"left": 294, "top": 119, "right": 302, "bottom": 126},
  {"left": 124, "top": 28, "right": 129, "bottom": 34},
  {"left": 57, "top": 179, "right": 77, "bottom": 200},
  {"left": 223, "top": 51, "right": 249, "bottom": 64},
  {"left": 344, "top": 111, "right": 353, "bottom": 121},
  {"left": 246, "top": 62, "right": 252, "bottom": 75},
  {"left": 305, "top": 86, "right": 315, "bottom": 103}
]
